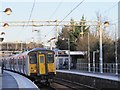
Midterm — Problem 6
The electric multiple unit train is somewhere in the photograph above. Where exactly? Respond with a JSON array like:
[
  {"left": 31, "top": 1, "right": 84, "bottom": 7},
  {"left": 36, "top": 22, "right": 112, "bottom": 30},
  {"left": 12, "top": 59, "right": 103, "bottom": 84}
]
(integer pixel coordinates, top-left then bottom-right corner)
[{"left": 3, "top": 48, "right": 56, "bottom": 85}]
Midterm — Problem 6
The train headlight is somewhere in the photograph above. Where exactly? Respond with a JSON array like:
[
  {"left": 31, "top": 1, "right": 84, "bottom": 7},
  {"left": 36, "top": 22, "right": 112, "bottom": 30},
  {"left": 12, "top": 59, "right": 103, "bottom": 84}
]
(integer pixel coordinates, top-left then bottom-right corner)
[{"left": 34, "top": 69, "right": 37, "bottom": 73}]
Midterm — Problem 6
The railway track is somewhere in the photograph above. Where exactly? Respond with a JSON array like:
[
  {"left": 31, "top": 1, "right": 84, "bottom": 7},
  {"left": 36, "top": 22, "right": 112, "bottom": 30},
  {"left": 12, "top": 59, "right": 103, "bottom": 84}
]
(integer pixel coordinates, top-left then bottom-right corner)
[
  {"left": 37, "top": 84, "right": 55, "bottom": 90},
  {"left": 35, "top": 77, "right": 98, "bottom": 90},
  {"left": 36, "top": 82, "right": 73, "bottom": 90},
  {"left": 54, "top": 78, "right": 99, "bottom": 90}
]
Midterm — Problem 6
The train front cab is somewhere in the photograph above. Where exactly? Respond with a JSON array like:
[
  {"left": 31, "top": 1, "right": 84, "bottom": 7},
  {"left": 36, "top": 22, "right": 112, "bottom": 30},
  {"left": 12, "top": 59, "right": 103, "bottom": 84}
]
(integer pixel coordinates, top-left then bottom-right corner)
[
  {"left": 38, "top": 51, "right": 55, "bottom": 84},
  {"left": 29, "top": 50, "right": 55, "bottom": 84}
]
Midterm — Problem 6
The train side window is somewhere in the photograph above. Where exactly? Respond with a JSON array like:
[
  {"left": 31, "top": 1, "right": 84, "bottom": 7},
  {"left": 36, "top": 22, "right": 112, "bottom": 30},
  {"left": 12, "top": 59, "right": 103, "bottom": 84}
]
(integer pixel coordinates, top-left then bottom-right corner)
[
  {"left": 23, "top": 57, "right": 26, "bottom": 66},
  {"left": 65, "top": 58, "right": 68, "bottom": 63},
  {"left": 9, "top": 59, "right": 11, "bottom": 64},
  {"left": 47, "top": 54, "right": 54, "bottom": 63},
  {"left": 40, "top": 56, "right": 44, "bottom": 63},
  {"left": 18, "top": 59, "right": 19, "bottom": 65},
  {"left": 59, "top": 58, "right": 63, "bottom": 64},
  {"left": 29, "top": 54, "right": 37, "bottom": 64},
  {"left": 18, "top": 59, "right": 22, "bottom": 65},
  {"left": 20, "top": 59, "right": 22, "bottom": 65}
]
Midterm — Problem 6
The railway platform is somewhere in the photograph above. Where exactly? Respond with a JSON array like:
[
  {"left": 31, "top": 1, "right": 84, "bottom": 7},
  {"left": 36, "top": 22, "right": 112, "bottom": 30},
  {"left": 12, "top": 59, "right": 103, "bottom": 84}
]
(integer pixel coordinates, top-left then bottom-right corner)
[
  {"left": 0, "top": 66, "right": 2, "bottom": 90},
  {"left": 57, "top": 70, "right": 120, "bottom": 81},
  {"left": 56, "top": 70, "right": 120, "bottom": 89},
  {"left": 1, "top": 70, "right": 39, "bottom": 90}
]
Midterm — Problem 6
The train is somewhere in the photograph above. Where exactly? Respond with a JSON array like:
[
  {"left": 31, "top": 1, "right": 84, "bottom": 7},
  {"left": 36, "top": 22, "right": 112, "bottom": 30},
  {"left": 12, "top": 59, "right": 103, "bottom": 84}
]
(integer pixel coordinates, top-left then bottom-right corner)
[{"left": 3, "top": 48, "right": 56, "bottom": 85}]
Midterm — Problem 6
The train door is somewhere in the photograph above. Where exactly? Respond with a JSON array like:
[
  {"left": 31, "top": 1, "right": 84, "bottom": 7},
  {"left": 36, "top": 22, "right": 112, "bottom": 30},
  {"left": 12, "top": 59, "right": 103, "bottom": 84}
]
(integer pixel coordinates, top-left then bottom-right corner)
[
  {"left": 23, "top": 56, "right": 25, "bottom": 74},
  {"left": 38, "top": 54, "right": 46, "bottom": 75}
]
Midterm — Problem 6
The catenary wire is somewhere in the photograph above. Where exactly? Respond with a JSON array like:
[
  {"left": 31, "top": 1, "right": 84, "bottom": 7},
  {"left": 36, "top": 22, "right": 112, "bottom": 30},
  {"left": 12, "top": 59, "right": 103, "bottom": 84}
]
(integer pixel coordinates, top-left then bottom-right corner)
[{"left": 44, "top": 0, "right": 85, "bottom": 40}]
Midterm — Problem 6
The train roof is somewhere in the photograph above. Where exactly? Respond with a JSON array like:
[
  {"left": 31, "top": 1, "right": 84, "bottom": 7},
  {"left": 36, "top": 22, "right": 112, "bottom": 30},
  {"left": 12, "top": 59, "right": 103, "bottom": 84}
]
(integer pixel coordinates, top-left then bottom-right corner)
[
  {"left": 24, "top": 48, "right": 54, "bottom": 55},
  {"left": 29, "top": 48, "right": 53, "bottom": 52},
  {"left": 5, "top": 48, "right": 54, "bottom": 59}
]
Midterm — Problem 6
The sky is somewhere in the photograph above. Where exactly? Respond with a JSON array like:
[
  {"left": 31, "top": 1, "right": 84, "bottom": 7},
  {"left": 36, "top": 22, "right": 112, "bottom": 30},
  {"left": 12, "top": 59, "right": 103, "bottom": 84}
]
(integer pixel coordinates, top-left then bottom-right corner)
[
  {"left": 1, "top": 0, "right": 120, "bottom": 2},
  {"left": 0, "top": 0, "right": 119, "bottom": 46}
]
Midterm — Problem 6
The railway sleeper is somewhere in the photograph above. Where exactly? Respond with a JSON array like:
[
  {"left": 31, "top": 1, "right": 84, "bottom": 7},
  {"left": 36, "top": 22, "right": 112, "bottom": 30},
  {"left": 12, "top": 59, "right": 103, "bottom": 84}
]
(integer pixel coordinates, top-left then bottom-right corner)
[{"left": 54, "top": 77, "right": 98, "bottom": 90}]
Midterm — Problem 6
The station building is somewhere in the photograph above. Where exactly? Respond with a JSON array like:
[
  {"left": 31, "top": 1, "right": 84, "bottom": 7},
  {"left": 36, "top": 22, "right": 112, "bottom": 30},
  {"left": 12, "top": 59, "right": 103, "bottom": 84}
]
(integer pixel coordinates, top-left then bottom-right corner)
[{"left": 54, "top": 50, "right": 86, "bottom": 69}]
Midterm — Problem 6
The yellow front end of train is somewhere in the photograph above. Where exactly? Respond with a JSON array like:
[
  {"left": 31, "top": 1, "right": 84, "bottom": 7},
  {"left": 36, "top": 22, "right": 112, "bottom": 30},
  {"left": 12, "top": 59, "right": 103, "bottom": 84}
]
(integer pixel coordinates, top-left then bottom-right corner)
[
  {"left": 28, "top": 49, "right": 56, "bottom": 84},
  {"left": 48, "top": 63, "right": 55, "bottom": 73}
]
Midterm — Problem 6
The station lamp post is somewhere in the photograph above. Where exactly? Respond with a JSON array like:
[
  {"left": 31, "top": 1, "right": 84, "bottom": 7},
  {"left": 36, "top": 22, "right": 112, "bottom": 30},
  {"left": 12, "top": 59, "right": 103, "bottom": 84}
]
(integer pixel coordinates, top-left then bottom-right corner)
[
  {"left": 99, "top": 21, "right": 103, "bottom": 73},
  {"left": 104, "top": 21, "right": 118, "bottom": 75},
  {"left": 62, "top": 38, "right": 70, "bottom": 70},
  {"left": 0, "top": 7, "right": 12, "bottom": 49},
  {"left": 93, "top": 50, "right": 99, "bottom": 73},
  {"left": 3, "top": 23, "right": 9, "bottom": 28},
  {"left": 114, "top": 24, "right": 118, "bottom": 75},
  {"left": 3, "top": 8, "right": 12, "bottom": 15},
  {"left": 0, "top": 8, "right": 12, "bottom": 39},
  {"left": 99, "top": 21, "right": 109, "bottom": 73},
  {"left": 87, "top": 29, "right": 90, "bottom": 72},
  {"left": 99, "top": 21, "right": 108, "bottom": 73},
  {"left": 47, "top": 37, "right": 56, "bottom": 50},
  {"left": 0, "top": 8, "right": 12, "bottom": 73},
  {"left": 80, "top": 30, "right": 91, "bottom": 72},
  {"left": 68, "top": 38, "right": 71, "bottom": 70}
]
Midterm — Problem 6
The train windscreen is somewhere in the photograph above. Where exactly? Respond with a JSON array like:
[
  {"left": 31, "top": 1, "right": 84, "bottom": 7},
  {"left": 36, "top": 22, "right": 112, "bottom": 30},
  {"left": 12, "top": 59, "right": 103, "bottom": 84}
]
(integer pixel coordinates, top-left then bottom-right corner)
[
  {"left": 29, "top": 54, "right": 37, "bottom": 64},
  {"left": 47, "top": 54, "right": 54, "bottom": 63}
]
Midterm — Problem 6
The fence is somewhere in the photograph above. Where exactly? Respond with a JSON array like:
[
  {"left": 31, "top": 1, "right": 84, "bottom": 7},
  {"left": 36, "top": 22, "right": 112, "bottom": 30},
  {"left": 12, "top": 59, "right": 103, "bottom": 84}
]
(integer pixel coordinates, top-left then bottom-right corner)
[{"left": 76, "top": 63, "right": 120, "bottom": 74}]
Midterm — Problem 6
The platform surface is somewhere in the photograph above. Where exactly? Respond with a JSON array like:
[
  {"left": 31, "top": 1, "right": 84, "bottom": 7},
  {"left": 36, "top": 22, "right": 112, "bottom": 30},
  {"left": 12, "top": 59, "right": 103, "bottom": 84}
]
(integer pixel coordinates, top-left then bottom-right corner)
[
  {"left": 57, "top": 70, "right": 120, "bottom": 82},
  {"left": 2, "top": 70, "right": 39, "bottom": 90}
]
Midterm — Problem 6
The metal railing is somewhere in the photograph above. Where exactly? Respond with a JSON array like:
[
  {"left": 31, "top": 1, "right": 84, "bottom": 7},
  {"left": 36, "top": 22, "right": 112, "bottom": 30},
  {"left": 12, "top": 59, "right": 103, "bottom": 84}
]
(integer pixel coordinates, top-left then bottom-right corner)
[
  {"left": 57, "top": 63, "right": 120, "bottom": 75},
  {"left": 76, "top": 63, "right": 120, "bottom": 75}
]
